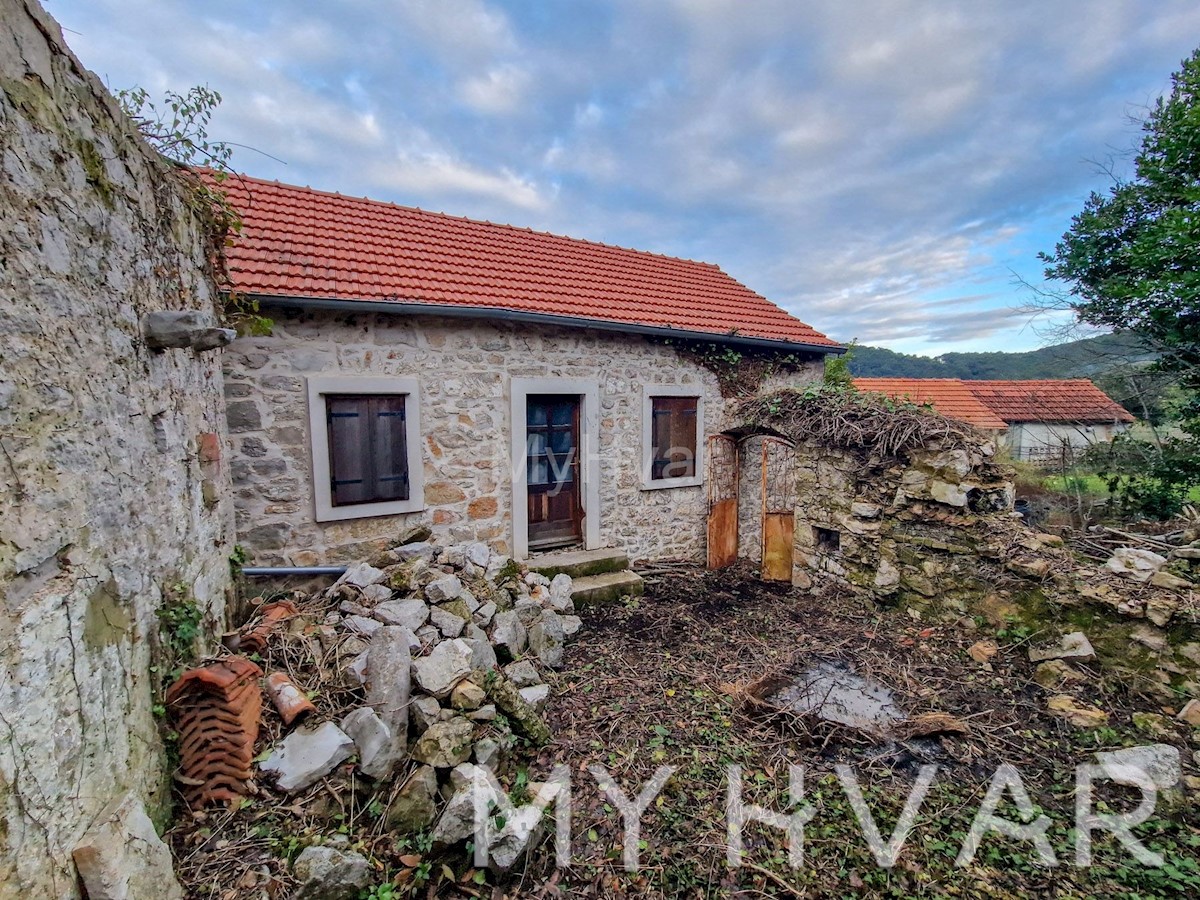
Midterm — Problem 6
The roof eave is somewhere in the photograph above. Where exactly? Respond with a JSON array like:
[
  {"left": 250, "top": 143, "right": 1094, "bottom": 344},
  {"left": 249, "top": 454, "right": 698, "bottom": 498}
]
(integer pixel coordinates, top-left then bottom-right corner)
[{"left": 247, "top": 294, "right": 846, "bottom": 356}]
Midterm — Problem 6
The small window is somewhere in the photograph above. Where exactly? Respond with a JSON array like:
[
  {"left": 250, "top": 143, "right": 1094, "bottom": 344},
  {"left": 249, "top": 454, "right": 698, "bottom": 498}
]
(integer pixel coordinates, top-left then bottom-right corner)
[
  {"left": 815, "top": 527, "right": 840, "bottom": 553},
  {"left": 326, "top": 394, "right": 409, "bottom": 506},
  {"left": 642, "top": 388, "right": 703, "bottom": 489},
  {"left": 651, "top": 397, "right": 698, "bottom": 479},
  {"left": 308, "top": 376, "right": 423, "bottom": 522}
]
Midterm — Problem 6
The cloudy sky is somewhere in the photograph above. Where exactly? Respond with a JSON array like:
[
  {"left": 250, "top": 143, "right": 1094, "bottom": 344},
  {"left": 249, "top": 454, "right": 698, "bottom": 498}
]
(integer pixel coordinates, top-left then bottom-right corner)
[{"left": 47, "top": 0, "right": 1200, "bottom": 354}]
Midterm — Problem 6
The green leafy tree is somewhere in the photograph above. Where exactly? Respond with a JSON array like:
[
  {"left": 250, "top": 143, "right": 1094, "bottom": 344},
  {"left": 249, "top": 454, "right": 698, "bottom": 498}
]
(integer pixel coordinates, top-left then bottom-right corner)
[
  {"left": 1041, "top": 49, "right": 1200, "bottom": 516},
  {"left": 1041, "top": 48, "right": 1200, "bottom": 403}
]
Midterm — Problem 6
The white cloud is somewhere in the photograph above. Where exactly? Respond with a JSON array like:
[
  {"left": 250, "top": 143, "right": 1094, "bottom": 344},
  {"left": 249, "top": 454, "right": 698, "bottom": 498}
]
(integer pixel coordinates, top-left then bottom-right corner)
[
  {"left": 45, "top": 0, "right": 1200, "bottom": 353},
  {"left": 459, "top": 65, "right": 530, "bottom": 114}
]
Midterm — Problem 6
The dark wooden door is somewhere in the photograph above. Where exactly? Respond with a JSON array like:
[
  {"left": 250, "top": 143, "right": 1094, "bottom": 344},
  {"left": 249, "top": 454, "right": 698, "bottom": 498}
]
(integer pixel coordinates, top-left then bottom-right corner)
[
  {"left": 706, "top": 434, "right": 738, "bottom": 568},
  {"left": 526, "top": 395, "right": 583, "bottom": 549}
]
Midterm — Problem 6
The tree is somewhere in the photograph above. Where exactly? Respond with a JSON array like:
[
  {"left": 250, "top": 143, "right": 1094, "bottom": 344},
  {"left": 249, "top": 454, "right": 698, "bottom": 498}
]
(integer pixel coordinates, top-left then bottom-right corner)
[
  {"left": 1041, "top": 48, "right": 1200, "bottom": 398},
  {"left": 1041, "top": 49, "right": 1200, "bottom": 516}
]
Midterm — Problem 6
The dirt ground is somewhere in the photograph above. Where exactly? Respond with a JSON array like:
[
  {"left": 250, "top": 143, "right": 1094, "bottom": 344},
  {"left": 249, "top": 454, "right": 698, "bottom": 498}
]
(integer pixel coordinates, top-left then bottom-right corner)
[{"left": 171, "top": 566, "right": 1200, "bottom": 899}]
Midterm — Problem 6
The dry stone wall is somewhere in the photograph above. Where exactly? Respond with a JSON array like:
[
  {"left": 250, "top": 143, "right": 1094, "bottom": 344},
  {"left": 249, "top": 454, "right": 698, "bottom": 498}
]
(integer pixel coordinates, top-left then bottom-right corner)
[
  {"left": 791, "top": 440, "right": 1015, "bottom": 592},
  {"left": 225, "top": 307, "right": 824, "bottom": 566},
  {"left": 0, "top": 2, "right": 233, "bottom": 894}
]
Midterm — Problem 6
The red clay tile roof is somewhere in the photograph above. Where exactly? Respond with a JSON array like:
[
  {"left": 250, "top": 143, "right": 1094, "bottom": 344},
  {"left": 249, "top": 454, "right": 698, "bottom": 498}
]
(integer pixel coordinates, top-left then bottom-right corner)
[
  {"left": 853, "top": 378, "right": 1008, "bottom": 430},
  {"left": 212, "top": 173, "right": 840, "bottom": 350},
  {"left": 964, "top": 380, "right": 1135, "bottom": 424}
]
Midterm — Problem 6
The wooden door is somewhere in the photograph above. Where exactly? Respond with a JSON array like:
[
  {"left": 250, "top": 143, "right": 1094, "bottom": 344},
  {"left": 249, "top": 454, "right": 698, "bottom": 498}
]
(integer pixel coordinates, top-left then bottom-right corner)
[
  {"left": 761, "top": 437, "right": 796, "bottom": 582},
  {"left": 526, "top": 395, "right": 583, "bottom": 549},
  {"left": 706, "top": 434, "right": 738, "bottom": 569}
]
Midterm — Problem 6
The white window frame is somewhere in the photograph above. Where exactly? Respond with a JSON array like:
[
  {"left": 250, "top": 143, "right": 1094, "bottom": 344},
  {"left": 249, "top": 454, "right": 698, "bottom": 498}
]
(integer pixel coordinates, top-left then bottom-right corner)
[
  {"left": 510, "top": 377, "right": 601, "bottom": 560},
  {"left": 641, "top": 385, "right": 704, "bottom": 490},
  {"left": 307, "top": 375, "right": 424, "bottom": 522}
]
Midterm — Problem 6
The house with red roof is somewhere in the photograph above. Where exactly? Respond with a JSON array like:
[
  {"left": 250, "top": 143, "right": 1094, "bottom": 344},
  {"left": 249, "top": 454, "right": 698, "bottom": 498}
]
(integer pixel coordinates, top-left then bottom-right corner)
[
  {"left": 218, "top": 174, "right": 842, "bottom": 568},
  {"left": 853, "top": 377, "right": 1134, "bottom": 463}
]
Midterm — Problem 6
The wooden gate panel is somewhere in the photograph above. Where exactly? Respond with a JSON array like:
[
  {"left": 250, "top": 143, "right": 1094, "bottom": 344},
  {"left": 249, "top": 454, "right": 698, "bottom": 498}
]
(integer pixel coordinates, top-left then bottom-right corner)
[
  {"left": 761, "top": 437, "right": 796, "bottom": 582},
  {"left": 706, "top": 434, "right": 738, "bottom": 569}
]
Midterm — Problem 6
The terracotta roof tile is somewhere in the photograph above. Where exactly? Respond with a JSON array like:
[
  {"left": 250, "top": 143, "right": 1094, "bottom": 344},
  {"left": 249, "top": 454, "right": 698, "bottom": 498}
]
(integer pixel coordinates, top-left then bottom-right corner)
[
  {"left": 853, "top": 378, "right": 1008, "bottom": 430},
  {"left": 963, "top": 380, "right": 1135, "bottom": 424},
  {"left": 210, "top": 173, "right": 839, "bottom": 350}
]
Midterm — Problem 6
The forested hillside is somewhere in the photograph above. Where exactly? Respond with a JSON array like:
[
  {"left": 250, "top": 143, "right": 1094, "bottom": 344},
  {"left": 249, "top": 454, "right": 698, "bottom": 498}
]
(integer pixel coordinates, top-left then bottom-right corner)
[
  {"left": 843, "top": 332, "right": 1180, "bottom": 423},
  {"left": 845, "top": 332, "right": 1156, "bottom": 379}
]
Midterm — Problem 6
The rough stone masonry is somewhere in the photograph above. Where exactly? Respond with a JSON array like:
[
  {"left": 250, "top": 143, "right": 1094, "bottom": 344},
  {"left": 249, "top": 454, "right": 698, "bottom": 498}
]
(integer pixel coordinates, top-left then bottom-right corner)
[{"left": 0, "top": 1, "right": 233, "bottom": 895}]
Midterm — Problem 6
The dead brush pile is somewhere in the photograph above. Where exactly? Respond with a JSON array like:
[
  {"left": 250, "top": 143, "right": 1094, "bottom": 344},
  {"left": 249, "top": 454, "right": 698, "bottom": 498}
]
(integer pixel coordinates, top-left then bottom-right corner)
[{"left": 740, "top": 385, "right": 982, "bottom": 457}]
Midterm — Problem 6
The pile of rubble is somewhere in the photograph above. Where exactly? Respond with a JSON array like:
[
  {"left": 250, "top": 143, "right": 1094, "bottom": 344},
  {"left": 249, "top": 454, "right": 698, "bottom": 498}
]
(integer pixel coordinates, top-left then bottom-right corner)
[{"left": 167, "top": 531, "right": 582, "bottom": 894}]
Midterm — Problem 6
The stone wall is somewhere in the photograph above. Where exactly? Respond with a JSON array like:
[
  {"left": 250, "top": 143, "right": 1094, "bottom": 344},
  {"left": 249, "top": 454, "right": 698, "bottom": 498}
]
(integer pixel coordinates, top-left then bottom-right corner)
[
  {"left": 0, "top": 2, "right": 233, "bottom": 893},
  {"left": 736, "top": 434, "right": 766, "bottom": 564},
  {"left": 224, "top": 308, "right": 824, "bottom": 566},
  {"left": 791, "top": 440, "right": 1015, "bottom": 595}
]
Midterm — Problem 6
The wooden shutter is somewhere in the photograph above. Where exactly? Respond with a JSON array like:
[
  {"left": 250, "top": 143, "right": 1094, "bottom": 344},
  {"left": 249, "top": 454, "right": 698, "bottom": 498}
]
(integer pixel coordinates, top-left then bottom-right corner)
[
  {"left": 327, "top": 394, "right": 408, "bottom": 506},
  {"left": 651, "top": 396, "right": 698, "bottom": 480}
]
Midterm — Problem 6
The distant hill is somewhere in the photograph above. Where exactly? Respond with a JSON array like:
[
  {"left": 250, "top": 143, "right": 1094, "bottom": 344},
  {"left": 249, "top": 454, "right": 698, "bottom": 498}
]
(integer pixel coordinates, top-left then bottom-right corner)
[
  {"left": 843, "top": 332, "right": 1175, "bottom": 422},
  {"left": 845, "top": 332, "right": 1157, "bottom": 380}
]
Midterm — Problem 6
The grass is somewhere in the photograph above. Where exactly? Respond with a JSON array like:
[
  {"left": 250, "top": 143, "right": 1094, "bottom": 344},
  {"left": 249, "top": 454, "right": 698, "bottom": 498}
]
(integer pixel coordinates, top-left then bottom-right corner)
[
  {"left": 1044, "top": 473, "right": 1200, "bottom": 504},
  {"left": 168, "top": 567, "right": 1199, "bottom": 898}
]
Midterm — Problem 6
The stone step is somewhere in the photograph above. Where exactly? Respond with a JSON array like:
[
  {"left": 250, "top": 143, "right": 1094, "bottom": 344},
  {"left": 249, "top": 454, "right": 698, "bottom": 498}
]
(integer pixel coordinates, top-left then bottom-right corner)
[
  {"left": 528, "top": 548, "right": 629, "bottom": 580},
  {"left": 569, "top": 570, "right": 645, "bottom": 607}
]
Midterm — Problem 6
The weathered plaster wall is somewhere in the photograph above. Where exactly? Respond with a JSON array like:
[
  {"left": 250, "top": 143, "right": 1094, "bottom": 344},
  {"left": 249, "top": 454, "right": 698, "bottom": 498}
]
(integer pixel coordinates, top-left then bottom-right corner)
[
  {"left": 0, "top": 1, "right": 233, "bottom": 893},
  {"left": 1004, "top": 421, "right": 1124, "bottom": 463},
  {"left": 224, "top": 308, "right": 824, "bottom": 566}
]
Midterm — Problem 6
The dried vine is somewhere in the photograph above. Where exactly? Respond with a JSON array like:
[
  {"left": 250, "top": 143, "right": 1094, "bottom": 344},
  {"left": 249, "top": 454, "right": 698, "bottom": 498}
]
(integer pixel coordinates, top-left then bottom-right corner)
[{"left": 740, "top": 385, "right": 982, "bottom": 458}]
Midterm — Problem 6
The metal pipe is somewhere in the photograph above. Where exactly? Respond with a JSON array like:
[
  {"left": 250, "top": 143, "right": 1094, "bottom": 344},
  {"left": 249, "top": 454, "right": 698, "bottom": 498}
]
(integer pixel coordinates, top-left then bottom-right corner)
[
  {"left": 251, "top": 294, "right": 847, "bottom": 356},
  {"left": 240, "top": 566, "right": 347, "bottom": 577}
]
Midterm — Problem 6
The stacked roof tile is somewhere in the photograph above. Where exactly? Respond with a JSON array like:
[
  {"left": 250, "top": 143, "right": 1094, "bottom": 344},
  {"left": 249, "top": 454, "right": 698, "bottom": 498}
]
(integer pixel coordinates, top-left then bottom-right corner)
[
  {"left": 211, "top": 173, "right": 840, "bottom": 350},
  {"left": 854, "top": 377, "right": 1134, "bottom": 428}
]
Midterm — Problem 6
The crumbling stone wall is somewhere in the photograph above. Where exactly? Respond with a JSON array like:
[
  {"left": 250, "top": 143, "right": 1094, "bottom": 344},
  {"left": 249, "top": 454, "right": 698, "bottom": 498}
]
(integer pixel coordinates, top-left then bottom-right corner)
[
  {"left": 0, "top": 2, "right": 233, "bottom": 894},
  {"left": 791, "top": 439, "right": 1015, "bottom": 596},
  {"left": 224, "top": 307, "right": 824, "bottom": 566}
]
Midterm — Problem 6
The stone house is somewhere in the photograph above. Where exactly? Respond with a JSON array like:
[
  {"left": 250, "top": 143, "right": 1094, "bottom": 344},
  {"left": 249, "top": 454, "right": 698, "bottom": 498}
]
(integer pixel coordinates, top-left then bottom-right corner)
[
  {"left": 219, "top": 175, "right": 842, "bottom": 571},
  {"left": 855, "top": 377, "right": 1134, "bottom": 463}
]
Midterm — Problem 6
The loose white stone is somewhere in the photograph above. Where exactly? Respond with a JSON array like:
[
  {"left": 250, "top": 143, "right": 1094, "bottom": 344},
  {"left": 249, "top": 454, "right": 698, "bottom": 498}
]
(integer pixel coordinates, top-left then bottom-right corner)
[
  {"left": 343, "top": 615, "right": 382, "bottom": 636},
  {"left": 411, "top": 695, "right": 442, "bottom": 732},
  {"left": 1028, "top": 632, "right": 1096, "bottom": 663},
  {"left": 503, "top": 659, "right": 541, "bottom": 688},
  {"left": 430, "top": 604, "right": 467, "bottom": 638},
  {"left": 561, "top": 615, "right": 582, "bottom": 638},
  {"left": 394, "top": 541, "right": 437, "bottom": 563},
  {"left": 365, "top": 626, "right": 412, "bottom": 767},
  {"left": 473, "top": 601, "right": 497, "bottom": 627},
  {"left": 473, "top": 736, "right": 501, "bottom": 767},
  {"left": 466, "top": 542, "right": 491, "bottom": 568},
  {"left": 1094, "top": 744, "right": 1182, "bottom": 791},
  {"left": 432, "top": 764, "right": 499, "bottom": 845},
  {"left": 341, "top": 707, "right": 394, "bottom": 780},
  {"left": 373, "top": 598, "right": 430, "bottom": 630},
  {"left": 261, "top": 722, "right": 355, "bottom": 792},
  {"left": 529, "top": 610, "right": 565, "bottom": 668},
  {"left": 347, "top": 651, "right": 369, "bottom": 685},
  {"left": 462, "top": 634, "right": 498, "bottom": 672},
  {"left": 518, "top": 683, "right": 551, "bottom": 711},
  {"left": 292, "top": 845, "right": 371, "bottom": 900},
  {"left": 335, "top": 561, "right": 387, "bottom": 589},
  {"left": 426, "top": 574, "right": 464, "bottom": 603},
  {"left": 491, "top": 610, "right": 527, "bottom": 660},
  {"left": 412, "top": 639, "right": 475, "bottom": 699},
  {"left": 1105, "top": 548, "right": 1169, "bottom": 582}
]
